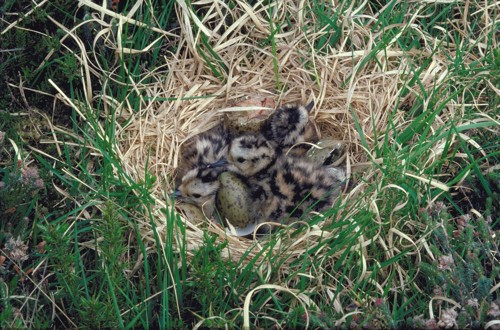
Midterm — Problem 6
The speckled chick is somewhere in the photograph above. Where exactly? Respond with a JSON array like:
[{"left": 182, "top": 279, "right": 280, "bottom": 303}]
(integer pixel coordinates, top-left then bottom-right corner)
[
  {"left": 173, "top": 167, "right": 220, "bottom": 216},
  {"left": 175, "top": 123, "right": 230, "bottom": 186},
  {"left": 260, "top": 102, "right": 317, "bottom": 153},
  {"left": 224, "top": 133, "right": 277, "bottom": 177},
  {"left": 251, "top": 156, "right": 345, "bottom": 224},
  {"left": 213, "top": 133, "right": 345, "bottom": 224}
]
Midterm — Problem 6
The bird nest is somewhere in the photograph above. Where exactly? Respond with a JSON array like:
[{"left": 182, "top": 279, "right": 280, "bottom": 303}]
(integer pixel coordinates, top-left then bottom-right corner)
[{"left": 111, "top": 1, "right": 445, "bottom": 263}]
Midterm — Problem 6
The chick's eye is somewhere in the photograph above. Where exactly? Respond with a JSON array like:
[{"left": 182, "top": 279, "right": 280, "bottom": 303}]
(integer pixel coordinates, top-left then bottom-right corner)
[
  {"left": 192, "top": 193, "right": 202, "bottom": 199},
  {"left": 237, "top": 157, "right": 245, "bottom": 163}
]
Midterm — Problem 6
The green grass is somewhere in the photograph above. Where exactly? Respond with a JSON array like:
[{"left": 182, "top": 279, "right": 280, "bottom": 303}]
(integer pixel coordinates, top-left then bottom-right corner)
[{"left": 0, "top": 0, "right": 498, "bottom": 328}]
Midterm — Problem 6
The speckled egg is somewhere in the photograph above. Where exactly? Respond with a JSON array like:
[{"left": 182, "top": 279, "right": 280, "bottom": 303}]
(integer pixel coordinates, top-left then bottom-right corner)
[
  {"left": 223, "top": 113, "right": 269, "bottom": 136},
  {"left": 222, "top": 96, "right": 275, "bottom": 136},
  {"left": 306, "top": 139, "right": 347, "bottom": 166},
  {"left": 215, "top": 172, "right": 254, "bottom": 228}
]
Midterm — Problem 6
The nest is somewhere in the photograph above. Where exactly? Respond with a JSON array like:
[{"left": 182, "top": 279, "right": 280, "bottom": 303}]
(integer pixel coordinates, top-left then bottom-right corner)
[{"left": 70, "top": 1, "right": 453, "bottom": 264}]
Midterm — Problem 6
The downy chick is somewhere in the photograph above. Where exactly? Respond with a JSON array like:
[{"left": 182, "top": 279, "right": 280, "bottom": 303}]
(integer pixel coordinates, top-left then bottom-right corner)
[
  {"left": 175, "top": 123, "right": 230, "bottom": 186},
  {"left": 173, "top": 167, "right": 220, "bottom": 216},
  {"left": 223, "top": 133, "right": 277, "bottom": 177},
  {"left": 260, "top": 102, "right": 318, "bottom": 154},
  {"left": 257, "top": 156, "right": 345, "bottom": 223},
  {"left": 211, "top": 133, "right": 345, "bottom": 224},
  {"left": 241, "top": 155, "right": 344, "bottom": 225},
  {"left": 208, "top": 133, "right": 275, "bottom": 231},
  {"left": 173, "top": 123, "right": 229, "bottom": 213}
]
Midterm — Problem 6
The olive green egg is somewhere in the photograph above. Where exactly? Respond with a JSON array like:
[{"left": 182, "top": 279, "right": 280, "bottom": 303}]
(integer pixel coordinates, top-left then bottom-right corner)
[
  {"left": 306, "top": 139, "right": 347, "bottom": 166},
  {"left": 216, "top": 172, "right": 253, "bottom": 228},
  {"left": 223, "top": 114, "right": 268, "bottom": 136}
]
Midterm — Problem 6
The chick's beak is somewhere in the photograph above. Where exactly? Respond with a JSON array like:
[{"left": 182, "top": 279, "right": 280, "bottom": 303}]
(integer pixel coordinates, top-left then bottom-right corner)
[
  {"left": 207, "top": 158, "right": 229, "bottom": 168},
  {"left": 170, "top": 190, "right": 182, "bottom": 200},
  {"left": 305, "top": 101, "right": 314, "bottom": 112}
]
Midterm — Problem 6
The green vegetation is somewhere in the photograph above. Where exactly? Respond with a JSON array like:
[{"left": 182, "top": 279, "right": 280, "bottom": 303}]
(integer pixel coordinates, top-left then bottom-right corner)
[{"left": 0, "top": 0, "right": 498, "bottom": 328}]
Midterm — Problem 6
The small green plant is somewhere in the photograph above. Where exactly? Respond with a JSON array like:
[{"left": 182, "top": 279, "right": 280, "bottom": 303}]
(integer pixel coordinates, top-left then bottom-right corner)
[
  {"left": 0, "top": 0, "right": 498, "bottom": 328},
  {"left": 0, "top": 158, "right": 45, "bottom": 245},
  {"left": 415, "top": 200, "right": 500, "bottom": 328},
  {"left": 0, "top": 154, "right": 50, "bottom": 327}
]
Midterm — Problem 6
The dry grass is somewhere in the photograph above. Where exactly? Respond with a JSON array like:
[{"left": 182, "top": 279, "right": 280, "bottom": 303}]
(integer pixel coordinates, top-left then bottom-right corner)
[
  {"left": 45, "top": 1, "right": 492, "bottom": 256},
  {"left": 5, "top": 0, "right": 496, "bottom": 327},
  {"left": 95, "top": 0, "right": 488, "bottom": 262}
]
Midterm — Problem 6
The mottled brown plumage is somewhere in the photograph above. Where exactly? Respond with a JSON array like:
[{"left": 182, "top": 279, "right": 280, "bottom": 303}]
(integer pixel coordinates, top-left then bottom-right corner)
[
  {"left": 213, "top": 132, "right": 345, "bottom": 224},
  {"left": 225, "top": 133, "right": 277, "bottom": 177},
  {"left": 173, "top": 123, "right": 230, "bottom": 216},
  {"left": 175, "top": 123, "right": 230, "bottom": 186},
  {"left": 173, "top": 167, "right": 221, "bottom": 216},
  {"left": 248, "top": 156, "right": 345, "bottom": 224},
  {"left": 174, "top": 102, "right": 339, "bottom": 228},
  {"left": 260, "top": 102, "right": 316, "bottom": 150}
]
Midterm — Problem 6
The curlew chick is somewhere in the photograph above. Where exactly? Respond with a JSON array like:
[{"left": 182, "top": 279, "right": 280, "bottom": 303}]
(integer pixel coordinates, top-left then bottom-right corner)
[
  {"left": 210, "top": 135, "right": 345, "bottom": 224},
  {"left": 221, "top": 133, "right": 277, "bottom": 177},
  {"left": 260, "top": 102, "right": 315, "bottom": 148},
  {"left": 243, "top": 156, "right": 344, "bottom": 224},
  {"left": 259, "top": 156, "right": 345, "bottom": 222},
  {"left": 175, "top": 123, "right": 230, "bottom": 186},
  {"left": 181, "top": 123, "right": 230, "bottom": 168},
  {"left": 173, "top": 167, "right": 220, "bottom": 216}
]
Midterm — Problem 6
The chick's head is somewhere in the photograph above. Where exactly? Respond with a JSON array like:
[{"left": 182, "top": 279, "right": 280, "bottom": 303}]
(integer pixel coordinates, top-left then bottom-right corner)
[
  {"left": 183, "top": 128, "right": 229, "bottom": 167},
  {"left": 174, "top": 168, "right": 220, "bottom": 207},
  {"left": 261, "top": 102, "right": 314, "bottom": 147},
  {"left": 227, "top": 134, "right": 276, "bottom": 176}
]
